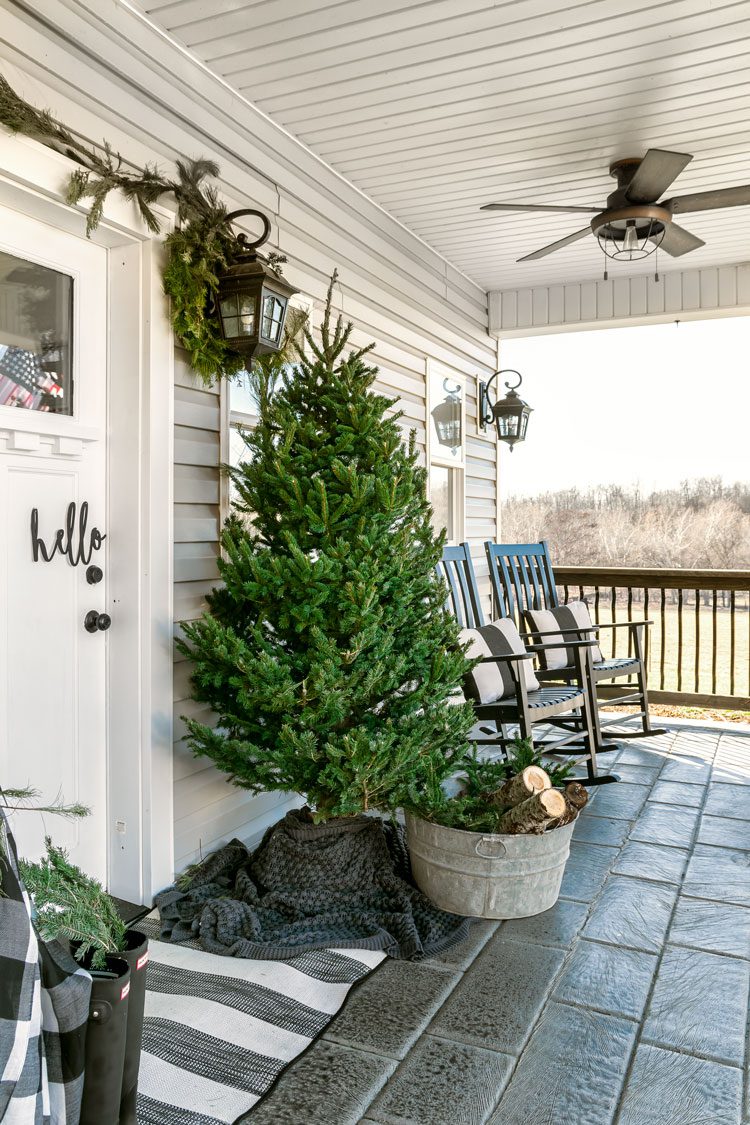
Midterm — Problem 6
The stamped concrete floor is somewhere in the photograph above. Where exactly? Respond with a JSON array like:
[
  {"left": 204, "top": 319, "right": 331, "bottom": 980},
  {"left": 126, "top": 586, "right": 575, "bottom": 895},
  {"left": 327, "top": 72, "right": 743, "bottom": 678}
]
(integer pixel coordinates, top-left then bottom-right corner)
[{"left": 245, "top": 723, "right": 750, "bottom": 1125}]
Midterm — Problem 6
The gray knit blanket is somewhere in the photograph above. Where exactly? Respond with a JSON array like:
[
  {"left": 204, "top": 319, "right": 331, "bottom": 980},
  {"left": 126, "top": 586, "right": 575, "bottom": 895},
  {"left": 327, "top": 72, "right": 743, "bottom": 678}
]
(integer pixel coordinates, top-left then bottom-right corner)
[{"left": 155, "top": 809, "right": 469, "bottom": 961}]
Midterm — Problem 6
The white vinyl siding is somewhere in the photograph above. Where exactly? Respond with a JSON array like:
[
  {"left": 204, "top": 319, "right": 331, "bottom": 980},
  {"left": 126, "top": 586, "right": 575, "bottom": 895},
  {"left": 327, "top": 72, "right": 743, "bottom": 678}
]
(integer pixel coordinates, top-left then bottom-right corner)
[{"left": 0, "top": 5, "right": 497, "bottom": 877}]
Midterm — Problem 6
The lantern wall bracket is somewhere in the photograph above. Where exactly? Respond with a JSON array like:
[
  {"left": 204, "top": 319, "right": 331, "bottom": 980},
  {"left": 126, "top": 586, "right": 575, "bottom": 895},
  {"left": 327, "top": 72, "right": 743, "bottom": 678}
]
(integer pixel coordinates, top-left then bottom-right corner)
[
  {"left": 478, "top": 368, "right": 532, "bottom": 450},
  {"left": 478, "top": 369, "right": 523, "bottom": 429},
  {"left": 225, "top": 209, "right": 272, "bottom": 255}
]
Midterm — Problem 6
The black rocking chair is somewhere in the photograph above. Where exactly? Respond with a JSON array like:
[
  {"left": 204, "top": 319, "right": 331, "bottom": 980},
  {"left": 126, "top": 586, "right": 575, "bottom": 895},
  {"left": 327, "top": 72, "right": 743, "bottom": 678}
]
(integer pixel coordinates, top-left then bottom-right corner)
[
  {"left": 485, "top": 540, "right": 666, "bottom": 753},
  {"left": 437, "top": 544, "right": 609, "bottom": 783}
]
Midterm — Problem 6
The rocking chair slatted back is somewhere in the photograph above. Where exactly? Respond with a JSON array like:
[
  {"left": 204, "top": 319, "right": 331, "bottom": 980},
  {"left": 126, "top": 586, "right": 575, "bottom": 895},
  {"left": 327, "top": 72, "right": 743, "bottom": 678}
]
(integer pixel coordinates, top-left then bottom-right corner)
[
  {"left": 485, "top": 541, "right": 559, "bottom": 625},
  {"left": 436, "top": 544, "right": 485, "bottom": 629}
]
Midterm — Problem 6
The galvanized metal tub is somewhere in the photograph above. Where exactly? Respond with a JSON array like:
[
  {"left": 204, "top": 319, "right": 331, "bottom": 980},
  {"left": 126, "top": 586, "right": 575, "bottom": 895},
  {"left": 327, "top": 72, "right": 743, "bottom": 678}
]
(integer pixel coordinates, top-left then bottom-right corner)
[{"left": 404, "top": 812, "right": 576, "bottom": 920}]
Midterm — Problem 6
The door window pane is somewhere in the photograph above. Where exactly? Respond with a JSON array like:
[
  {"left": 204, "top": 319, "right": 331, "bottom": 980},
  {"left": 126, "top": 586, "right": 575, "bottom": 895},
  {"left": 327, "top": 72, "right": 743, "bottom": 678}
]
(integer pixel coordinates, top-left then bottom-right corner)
[{"left": 0, "top": 251, "right": 73, "bottom": 414}]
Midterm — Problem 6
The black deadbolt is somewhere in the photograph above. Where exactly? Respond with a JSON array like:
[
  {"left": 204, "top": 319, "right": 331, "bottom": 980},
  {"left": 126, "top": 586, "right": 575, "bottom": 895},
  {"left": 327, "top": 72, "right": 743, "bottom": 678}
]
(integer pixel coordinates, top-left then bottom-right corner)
[
  {"left": 86, "top": 565, "right": 103, "bottom": 585},
  {"left": 84, "top": 610, "right": 111, "bottom": 633}
]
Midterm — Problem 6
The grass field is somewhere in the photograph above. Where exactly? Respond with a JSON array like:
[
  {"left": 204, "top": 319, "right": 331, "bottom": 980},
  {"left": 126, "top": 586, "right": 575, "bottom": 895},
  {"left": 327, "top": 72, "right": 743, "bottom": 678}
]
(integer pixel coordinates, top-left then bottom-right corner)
[{"left": 589, "top": 601, "right": 749, "bottom": 700}]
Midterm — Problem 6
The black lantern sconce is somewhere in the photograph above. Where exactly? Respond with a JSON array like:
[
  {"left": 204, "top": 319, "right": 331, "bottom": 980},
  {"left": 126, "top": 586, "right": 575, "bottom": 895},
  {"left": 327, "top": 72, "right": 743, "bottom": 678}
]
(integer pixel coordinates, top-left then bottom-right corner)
[
  {"left": 216, "top": 209, "right": 299, "bottom": 368},
  {"left": 478, "top": 369, "right": 533, "bottom": 451},
  {"left": 431, "top": 378, "right": 463, "bottom": 452}
]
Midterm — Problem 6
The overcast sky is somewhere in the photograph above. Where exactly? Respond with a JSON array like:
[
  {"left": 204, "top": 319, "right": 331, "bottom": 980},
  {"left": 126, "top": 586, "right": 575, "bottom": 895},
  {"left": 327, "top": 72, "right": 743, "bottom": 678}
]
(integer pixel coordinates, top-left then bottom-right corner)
[{"left": 498, "top": 315, "right": 750, "bottom": 500}]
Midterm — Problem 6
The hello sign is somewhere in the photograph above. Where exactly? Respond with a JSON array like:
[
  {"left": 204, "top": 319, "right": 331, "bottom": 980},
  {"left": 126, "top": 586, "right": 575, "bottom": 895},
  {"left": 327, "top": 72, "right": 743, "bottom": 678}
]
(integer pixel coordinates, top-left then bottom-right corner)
[{"left": 31, "top": 501, "right": 106, "bottom": 565}]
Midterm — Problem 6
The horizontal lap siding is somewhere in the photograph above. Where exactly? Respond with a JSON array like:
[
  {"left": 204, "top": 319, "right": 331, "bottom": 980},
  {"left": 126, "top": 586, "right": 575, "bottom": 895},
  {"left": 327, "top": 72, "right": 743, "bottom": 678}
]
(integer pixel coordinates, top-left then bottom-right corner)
[
  {"left": 172, "top": 350, "right": 308, "bottom": 870},
  {"left": 173, "top": 315, "right": 495, "bottom": 872}
]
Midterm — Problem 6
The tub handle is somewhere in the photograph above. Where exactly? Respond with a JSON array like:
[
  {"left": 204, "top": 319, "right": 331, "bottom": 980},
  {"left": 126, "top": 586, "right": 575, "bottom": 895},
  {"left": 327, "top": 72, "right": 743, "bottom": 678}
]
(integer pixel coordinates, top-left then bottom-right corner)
[{"left": 475, "top": 837, "right": 507, "bottom": 858}]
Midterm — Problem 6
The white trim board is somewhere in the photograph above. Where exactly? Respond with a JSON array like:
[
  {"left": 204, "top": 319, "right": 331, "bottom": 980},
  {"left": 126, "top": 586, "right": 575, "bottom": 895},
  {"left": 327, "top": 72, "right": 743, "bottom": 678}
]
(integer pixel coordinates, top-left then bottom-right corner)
[{"left": 489, "top": 264, "right": 750, "bottom": 337}]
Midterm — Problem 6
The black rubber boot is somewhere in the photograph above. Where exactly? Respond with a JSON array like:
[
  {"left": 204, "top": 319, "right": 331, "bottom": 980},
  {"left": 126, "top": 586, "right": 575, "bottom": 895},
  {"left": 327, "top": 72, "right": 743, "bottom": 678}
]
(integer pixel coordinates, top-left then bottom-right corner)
[
  {"left": 117, "top": 929, "right": 149, "bottom": 1125},
  {"left": 79, "top": 957, "right": 131, "bottom": 1125}
]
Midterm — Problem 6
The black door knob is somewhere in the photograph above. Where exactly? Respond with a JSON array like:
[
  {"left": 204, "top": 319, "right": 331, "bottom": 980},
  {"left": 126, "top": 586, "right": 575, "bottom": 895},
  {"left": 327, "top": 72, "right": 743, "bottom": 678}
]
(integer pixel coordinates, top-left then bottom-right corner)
[
  {"left": 86, "top": 565, "right": 103, "bottom": 585},
  {"left": 84, "top": 610, "right": 111, "bottom": 633}
]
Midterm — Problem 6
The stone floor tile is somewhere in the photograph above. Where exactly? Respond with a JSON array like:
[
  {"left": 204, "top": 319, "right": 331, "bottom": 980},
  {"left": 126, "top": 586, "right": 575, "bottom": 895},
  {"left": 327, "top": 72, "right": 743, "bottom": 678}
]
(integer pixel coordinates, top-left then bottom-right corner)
[
  {"left": 610, "top": 763, "right": 660, "bottom": 785},
  {"left": 617, "top": 1043, "right": 742, "bottom": 1125},
  {"left": 244, "top": 1040, "right": 396, "bottom": 1125},
  {"left": 429, "top": 937, "right": 565, "bottom": 1055},
  {"left": 660, "top": 757, "right": 711, "bottom": 784},
  {"left": 487, "top": 1002, "right": 637, "bottom": 1125},
  {"left": 704, "top": 783, "right": 750, "bottom": 820},
  {"left": 572, "top": 814, "right": 630, "bottom": 848},
  {"left": 323, "top": 960, "right": 460, "bottom": 1059},
  {"left": 552, "top": 939, "right": 657, "bottom": 1020},
  {"left": 642, "top": 944, "right": 750, "bottom": 1064},
  {"left": 670, "top": 730, "right": 720, "bottom": 760},
  {"left": 421, "top": 919, "right": 498, "bottom": 972},
  {"left": 582, "top": 782, "right": 650, "bottom": 820},
  {"left": 712, "top": 762, "right": 750, "bottom": 786},
  {"left": 629, "top": 803, "right": 700, "bottom": 849},
  {"left": 698, "top": 813, "right": 750, "bottom": 851},
  {"left": 582, "top": 875, "right": 677, "bottom": 953},
  {"left": 682, "top": 847, "right": 750, "bottom": 907},
  {"left": 648, "top": 780, "right": 704, "bottom": 807},
  {"left": 669, "top": 895, "right": 750, "bottom": 959},
  {"left": 616, "top": 744, "right": 671, "bottom": 766},
  {"left": 499, "top": 898, "right": 589, "bottom": 948},
  {"left": 611, "top": 839, "right": 689, "bottom": 884},
  {"left": 559, "top": 842, "right": 617, "bottom": 903},
  {"left": 368, "top": 1035, "right": 513, "bottom": 1125}
]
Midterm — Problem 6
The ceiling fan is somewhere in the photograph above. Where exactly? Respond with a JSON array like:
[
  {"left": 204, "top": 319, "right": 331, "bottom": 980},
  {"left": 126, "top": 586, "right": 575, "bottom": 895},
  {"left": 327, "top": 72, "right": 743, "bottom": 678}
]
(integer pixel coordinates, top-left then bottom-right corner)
[{"left": 480, "top": 149, "right": 750, "bottom": 265}]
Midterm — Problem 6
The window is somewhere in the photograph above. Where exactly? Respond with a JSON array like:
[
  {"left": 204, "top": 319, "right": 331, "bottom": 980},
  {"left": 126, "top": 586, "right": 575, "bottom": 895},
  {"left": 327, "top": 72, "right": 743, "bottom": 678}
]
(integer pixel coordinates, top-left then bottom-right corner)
[
  {"left": 427, "top": 361, "right": 465, "bottom": 543},
  {"left": 0, "top": 251, "right": 73, "bottom": 414}
]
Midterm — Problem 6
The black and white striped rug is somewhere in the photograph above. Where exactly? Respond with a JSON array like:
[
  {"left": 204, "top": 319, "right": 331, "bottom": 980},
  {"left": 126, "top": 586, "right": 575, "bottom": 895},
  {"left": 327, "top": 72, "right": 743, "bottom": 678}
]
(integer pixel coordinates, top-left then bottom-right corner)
[{"left": 135, "top": 914, "right": 384, "bottom": 1124}]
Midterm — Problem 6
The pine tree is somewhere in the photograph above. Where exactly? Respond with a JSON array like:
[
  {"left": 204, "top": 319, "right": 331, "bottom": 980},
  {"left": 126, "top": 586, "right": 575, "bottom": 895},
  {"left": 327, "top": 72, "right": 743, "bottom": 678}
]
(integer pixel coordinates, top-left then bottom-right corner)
[{"left": 180, "top": 275, "right": 475, "bottom": 820}]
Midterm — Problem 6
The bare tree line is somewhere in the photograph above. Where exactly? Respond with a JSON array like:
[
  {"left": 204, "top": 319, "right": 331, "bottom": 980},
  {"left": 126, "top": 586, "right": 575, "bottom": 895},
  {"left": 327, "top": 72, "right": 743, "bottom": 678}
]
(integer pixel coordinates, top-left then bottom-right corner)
[{"left": 501, "top": 477, "right": 750, "bottom": 570}]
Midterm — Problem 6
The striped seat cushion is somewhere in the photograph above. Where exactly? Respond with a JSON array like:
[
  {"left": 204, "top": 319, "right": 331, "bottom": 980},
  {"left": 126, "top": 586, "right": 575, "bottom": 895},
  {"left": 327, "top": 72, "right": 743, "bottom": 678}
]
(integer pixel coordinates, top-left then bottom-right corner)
[
  {"left": 459, "top": 618, "right": 539, "bottom": 702},
  {"left": 527, "top": 601, "right": 603, "bottom": 667}
]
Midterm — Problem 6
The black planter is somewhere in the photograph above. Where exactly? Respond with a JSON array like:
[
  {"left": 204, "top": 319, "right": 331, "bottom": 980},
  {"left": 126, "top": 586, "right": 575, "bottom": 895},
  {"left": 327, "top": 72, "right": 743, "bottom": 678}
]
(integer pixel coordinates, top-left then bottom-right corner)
[
  {"left": 79, "top": 956, "right": 130, "bottom": 1125},
  {"left": 116, "top": 929, "right": 149, "bottom": 1125}
]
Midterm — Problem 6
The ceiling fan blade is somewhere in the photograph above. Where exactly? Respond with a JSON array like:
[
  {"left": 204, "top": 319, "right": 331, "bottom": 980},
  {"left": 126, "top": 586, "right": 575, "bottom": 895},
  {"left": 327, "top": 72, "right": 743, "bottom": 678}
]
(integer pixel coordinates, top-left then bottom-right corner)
[
  {"left": 517, "top": 226, "right": 591, "bottom": 262},
  {"left": 481, "top": 203, "right": 600, "bottom": 213},
  {"left": 666, "top": 185, "right": 750, "bottom": 214},
  {"left": 625, "top": 149, "right": 693, "bottom": 203},
  {"left": 653, "top": 223, "right": 705, "bottom": 257}
]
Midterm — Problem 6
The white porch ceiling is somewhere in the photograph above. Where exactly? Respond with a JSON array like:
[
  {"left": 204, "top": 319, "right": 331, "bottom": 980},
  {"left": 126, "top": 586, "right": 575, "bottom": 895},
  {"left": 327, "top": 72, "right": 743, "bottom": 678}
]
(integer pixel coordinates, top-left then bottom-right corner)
[{"left": 139, "top": 0, "right": 750, "bottom": 293}]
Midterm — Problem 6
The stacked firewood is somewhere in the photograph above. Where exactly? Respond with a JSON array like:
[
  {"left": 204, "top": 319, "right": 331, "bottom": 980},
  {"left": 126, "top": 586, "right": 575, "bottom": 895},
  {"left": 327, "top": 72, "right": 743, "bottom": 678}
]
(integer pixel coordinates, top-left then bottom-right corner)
[{"left": 490, "top": 767, "right": 588, "bottom": 835}]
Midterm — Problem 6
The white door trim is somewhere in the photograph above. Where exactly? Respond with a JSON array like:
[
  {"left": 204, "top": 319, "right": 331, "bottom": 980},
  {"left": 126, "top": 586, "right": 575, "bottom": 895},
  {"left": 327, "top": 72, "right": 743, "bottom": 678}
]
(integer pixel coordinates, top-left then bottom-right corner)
[{"left": 0, "top": 127, "right": 175, "bottom": 902}]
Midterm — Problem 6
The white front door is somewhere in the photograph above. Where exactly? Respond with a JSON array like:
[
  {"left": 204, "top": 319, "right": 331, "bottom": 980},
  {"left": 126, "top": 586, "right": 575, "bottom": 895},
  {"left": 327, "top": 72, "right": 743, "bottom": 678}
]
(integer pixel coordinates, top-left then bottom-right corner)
[{"left": 0, "top": 205, "right": 108, "bottom": 882}]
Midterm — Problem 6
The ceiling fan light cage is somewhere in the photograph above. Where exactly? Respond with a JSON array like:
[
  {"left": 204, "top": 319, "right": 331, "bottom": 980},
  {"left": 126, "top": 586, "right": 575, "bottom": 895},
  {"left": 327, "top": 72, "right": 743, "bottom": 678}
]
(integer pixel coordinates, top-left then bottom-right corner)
[{"left": 596, "top": 218, "right": 665, "bottom": 262}]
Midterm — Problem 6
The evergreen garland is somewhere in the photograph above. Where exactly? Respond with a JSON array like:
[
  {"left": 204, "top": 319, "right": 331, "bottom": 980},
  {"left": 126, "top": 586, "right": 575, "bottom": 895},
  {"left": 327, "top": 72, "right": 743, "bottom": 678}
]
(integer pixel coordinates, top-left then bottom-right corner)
[
  {"left": 0, "top": 73, "right": 285, "bottom": 383},
  {"left": 179, "top": 275, "right": 476, "bottom": 819}
]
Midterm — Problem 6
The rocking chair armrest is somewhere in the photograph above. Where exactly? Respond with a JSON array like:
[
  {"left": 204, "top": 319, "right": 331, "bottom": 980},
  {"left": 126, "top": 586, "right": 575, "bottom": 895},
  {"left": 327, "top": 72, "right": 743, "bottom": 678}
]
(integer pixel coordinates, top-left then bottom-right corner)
[
  {"left": 520, "top": 625, "right": 597, "bottom": 638},
  {"left": 475, "top": 652, "right": 535, "bottom": 664},
  {"left": 593, "top": 619, "right": 653, "bottom": 630},
  {"left": 525, "top": 638, "right": 598, "bottom": 652}
]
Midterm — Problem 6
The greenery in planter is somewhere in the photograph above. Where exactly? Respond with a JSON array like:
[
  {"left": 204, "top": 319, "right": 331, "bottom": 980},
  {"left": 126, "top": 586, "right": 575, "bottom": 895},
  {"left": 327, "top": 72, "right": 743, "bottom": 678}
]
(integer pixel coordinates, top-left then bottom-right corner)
[
  {"left": 0, "top": 73, "right": 287, "bottom": 382},
  {"left": 19, "top": 838, "right": 127, "bottom": 970},
  {"left": 411, "top": 737, "right": 575, "bottom": 834},
  {"left": 179, "top": 275, "right": 476, "bottom": 819}
]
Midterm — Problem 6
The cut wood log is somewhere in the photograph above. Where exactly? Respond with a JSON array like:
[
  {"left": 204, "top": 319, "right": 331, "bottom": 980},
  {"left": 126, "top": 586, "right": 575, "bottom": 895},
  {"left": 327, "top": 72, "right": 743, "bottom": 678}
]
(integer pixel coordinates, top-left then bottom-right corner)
[
  {"left": 491, "top": 766, "right": 551, "bottom": 809},
  {"left": 565, "top": 782, "right": 589, "bottom": 811},
  {"left": 496, "top": 788, "right": 567, "bottom": 835},
  {"left": 554, "top": 782, "right": 590, "bottom": 827}
]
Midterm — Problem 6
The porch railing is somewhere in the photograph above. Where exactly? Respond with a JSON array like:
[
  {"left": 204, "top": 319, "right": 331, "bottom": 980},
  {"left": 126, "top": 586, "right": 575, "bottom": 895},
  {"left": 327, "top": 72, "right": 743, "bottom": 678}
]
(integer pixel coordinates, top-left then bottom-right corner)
[{"left": 554, "top": 567, "right": 750, "bottom": 711}]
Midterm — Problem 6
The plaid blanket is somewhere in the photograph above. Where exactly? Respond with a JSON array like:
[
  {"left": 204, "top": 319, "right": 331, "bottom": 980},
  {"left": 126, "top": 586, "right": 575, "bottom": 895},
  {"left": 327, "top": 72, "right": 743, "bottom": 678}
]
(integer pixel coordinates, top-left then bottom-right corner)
[{"left": 0, "top": 807, "right": 91, "bottom": 1124}]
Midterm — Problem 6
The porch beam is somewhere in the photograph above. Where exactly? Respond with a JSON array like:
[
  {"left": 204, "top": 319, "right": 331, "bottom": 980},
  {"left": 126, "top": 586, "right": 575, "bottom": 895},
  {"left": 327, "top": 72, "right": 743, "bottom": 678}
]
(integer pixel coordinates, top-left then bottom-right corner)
[{"left": 489, "top": 264, "right": 750, "bottom": 337}]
